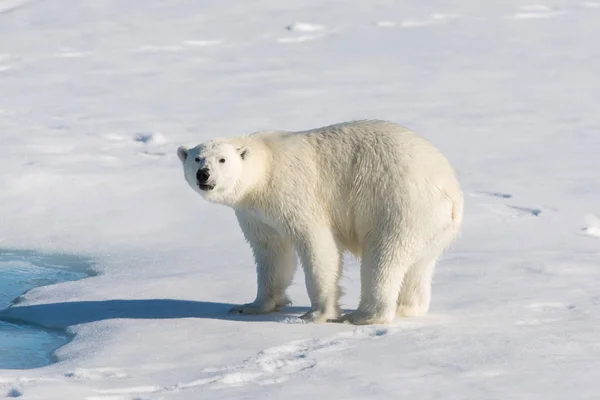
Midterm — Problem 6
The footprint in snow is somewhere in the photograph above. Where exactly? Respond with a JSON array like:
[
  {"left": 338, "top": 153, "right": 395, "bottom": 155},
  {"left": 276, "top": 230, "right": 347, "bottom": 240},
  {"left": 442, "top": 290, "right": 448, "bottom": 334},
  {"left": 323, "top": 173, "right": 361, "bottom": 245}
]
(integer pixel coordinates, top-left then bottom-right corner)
[
  {"left": 102, "top": 325, "right": 393, "bottom": 397},
  {"left": 506, "top": 205, "right": 542, "bottom": 217},
  {"left": 481, "top": 203, "right": 543, "bottom": 218},
  {"left": 133, "top": 132, "right": 167, "bottom": 145},
  {"left": 101, "top": 132, "right": 169, "bottom": 157},
  {"left": 65, "top": 367, "right": 128, "bottom": 380},
  {"left": 138, "top": 151, "right": 166, "bottom": 157},
  {"left": 337, "top": 326, "right": 389, "bottom": 339},
  {"left": 527, "top": 302, "right": 576, "bottom": 310},
  {"left": 104, "top": 339, "right": 325, "bottom": 394},
  {"left": 472, "top": 190, "right": 543, "bottom": 217},
  {"left": 190, "top": 338, "right": 344, "bottom": 388},
  {"left": 103, "top": 132, "right": 167, "bottom": 145},
  {"left": 471, "top": 191, "right": 513, "bottom": 199},
  {"left": 279, "top": 22, "right": 332, "bottom": 43},
  {"left": 581, "top": 215, "right": 600, "bottom": 237},
  {"left": 195, "top": 328, "right": 388, "bottom": 388},
  {"left": 285, "top": 22, "right": 326, "bottom": 32},
  {"left": 204, "top": 328, "right": 390, "bottom": 387},
  {"left": 133, "top": 132, "right": 169, "bottom": 157}
]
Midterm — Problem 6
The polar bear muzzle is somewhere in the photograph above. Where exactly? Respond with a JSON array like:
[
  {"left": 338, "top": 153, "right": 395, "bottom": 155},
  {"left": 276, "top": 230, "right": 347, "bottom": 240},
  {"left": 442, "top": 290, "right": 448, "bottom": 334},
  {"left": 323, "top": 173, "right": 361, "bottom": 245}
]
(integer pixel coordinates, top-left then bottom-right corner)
[{"left": 196, "top": 167, "right": 214, "bottom": 191}]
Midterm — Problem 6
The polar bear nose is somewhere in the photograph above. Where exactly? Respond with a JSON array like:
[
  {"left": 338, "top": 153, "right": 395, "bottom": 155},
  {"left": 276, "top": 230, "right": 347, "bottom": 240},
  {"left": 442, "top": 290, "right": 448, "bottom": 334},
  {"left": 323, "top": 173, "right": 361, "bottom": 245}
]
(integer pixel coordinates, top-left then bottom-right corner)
[{"left": 196, "top": 168, "right": 210, "bottom": 184}]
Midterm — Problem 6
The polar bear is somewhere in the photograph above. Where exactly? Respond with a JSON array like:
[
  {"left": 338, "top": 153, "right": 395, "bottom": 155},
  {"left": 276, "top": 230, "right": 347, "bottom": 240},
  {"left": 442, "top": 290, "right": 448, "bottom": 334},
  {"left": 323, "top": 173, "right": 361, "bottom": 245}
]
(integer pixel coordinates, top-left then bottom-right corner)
[{"left": 177, "top": 120, "right": 463, "bottom": 325}]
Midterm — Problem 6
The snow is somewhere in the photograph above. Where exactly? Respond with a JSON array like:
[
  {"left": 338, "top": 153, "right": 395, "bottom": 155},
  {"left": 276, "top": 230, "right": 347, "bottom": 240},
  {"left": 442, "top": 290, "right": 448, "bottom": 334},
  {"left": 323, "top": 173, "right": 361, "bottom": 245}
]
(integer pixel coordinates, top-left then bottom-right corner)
[{"left": 0, "top": 0, "right": 599, "bottom": 398}]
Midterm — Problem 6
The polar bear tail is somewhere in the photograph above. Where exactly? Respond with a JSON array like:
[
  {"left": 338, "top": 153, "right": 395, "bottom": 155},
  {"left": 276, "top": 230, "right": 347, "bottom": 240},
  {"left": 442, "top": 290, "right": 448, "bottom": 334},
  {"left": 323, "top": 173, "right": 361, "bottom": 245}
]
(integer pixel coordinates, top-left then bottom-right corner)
[
  {"left": 446, "top": 190, "right": 464, "bottom": 248},
  {"left": 436, "top": 189, "right": 464, "bottom": 253},
  {"left": 451, "top": 190, "right": 464, "bottom": 233}
]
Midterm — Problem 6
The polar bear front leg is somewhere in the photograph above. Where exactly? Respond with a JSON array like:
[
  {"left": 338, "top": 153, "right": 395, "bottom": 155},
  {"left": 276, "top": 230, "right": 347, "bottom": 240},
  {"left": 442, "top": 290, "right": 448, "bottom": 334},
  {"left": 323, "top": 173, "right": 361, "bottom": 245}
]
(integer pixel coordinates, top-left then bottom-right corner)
[
  {"left": 230, "top": 211, "right": 297, "bottom": 315},
  {"left": 295, "top": 228, "right": 343, "bottom": 323}
]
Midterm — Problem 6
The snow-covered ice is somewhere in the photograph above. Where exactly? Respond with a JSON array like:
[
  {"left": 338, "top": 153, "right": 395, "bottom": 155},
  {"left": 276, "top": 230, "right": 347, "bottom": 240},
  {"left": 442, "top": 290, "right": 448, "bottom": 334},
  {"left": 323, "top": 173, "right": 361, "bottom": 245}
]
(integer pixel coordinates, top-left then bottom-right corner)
[{"left": 0, "top": 0, "right": 599, "bottom": 399}]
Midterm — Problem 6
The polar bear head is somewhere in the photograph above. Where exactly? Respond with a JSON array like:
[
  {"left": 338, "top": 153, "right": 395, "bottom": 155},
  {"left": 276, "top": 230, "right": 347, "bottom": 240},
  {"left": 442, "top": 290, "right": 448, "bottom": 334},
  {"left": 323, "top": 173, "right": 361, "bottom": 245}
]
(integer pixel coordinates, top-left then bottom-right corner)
[{"left": 177, "top": 139, "right": 250, "bottom": 206}]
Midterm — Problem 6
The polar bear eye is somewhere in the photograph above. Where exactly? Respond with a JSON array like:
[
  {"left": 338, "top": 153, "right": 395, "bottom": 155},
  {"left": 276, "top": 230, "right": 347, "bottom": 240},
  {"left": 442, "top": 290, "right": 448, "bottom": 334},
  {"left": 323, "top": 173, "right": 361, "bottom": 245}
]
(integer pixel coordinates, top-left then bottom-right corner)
[
  {"left": 194, "top": 156, "right": 201, "bottom": 163},
  {"left": 219, "top": 158, "right": 226, "bottom": 163}
]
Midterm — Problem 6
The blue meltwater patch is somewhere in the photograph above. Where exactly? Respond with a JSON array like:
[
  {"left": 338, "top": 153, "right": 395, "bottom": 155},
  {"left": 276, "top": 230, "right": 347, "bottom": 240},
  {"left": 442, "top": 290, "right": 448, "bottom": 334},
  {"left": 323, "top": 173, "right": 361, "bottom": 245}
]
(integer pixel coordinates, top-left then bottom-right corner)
[{"left": 0, "top": 250, "right": 92, "bottom": 369}]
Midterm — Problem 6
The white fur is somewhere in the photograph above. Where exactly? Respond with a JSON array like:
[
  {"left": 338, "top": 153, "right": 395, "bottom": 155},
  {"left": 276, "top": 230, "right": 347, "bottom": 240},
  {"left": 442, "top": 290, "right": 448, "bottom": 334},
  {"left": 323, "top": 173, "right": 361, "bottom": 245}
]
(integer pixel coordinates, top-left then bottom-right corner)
[{"left": 178, "top": 120, "right": 463, "bottom": 325}]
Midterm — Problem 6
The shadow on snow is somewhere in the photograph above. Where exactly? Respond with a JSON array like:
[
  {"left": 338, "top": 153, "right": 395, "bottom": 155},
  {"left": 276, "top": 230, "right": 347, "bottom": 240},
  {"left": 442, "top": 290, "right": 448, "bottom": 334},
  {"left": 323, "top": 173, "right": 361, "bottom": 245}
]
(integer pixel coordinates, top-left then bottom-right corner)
[
  {"left": 1, "top": 248, "right": 309, "bottom": 329},
  {"left": 0, "top": 300, "right": 311, "bottom": 328}
]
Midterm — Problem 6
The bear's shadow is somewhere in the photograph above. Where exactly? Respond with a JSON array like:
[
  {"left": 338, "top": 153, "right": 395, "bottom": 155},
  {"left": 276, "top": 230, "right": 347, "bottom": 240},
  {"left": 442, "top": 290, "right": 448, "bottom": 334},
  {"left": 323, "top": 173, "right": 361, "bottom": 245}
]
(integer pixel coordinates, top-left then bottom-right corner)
[
  {"left": 0, "top": 247, "right": 311, "bottom": 328},
  {"left": 0, "top": 299, "right": 313, "bottom": 329}
]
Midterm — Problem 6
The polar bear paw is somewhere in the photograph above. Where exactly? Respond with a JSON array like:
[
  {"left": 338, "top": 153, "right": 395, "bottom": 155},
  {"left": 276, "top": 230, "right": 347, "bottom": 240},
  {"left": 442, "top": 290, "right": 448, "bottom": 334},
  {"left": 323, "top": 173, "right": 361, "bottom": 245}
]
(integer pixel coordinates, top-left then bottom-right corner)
[
  {"left": 331, "top": 309, "right": 396, "bottom": 325},
  {"left": 300, "top": 308, "right": 341, "bottom": 323},
  {"left": 396, "top": 305, "right": 428, "bottom": 317},
  {"left": 229, "top": 297, "right": 290, "bottom": 315}
]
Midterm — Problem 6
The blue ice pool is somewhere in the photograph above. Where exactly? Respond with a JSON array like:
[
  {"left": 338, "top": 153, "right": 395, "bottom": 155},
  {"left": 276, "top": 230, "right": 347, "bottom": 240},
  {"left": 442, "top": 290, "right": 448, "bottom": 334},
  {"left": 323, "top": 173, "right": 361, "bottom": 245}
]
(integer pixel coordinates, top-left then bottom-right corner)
[{"left": 0, "top": 250, "right": 92, "bottom": 369}]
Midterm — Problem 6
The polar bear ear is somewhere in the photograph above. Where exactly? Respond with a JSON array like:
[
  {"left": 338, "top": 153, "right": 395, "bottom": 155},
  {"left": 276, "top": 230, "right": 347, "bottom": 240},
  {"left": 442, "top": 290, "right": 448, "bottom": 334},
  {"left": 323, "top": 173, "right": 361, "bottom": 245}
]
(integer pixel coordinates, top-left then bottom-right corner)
[
  {"left": 237, "top": 146, "right": 249, "bottom": 160},
  {"left": 177, "top": 146, "right": 189, "bottom": 163}
]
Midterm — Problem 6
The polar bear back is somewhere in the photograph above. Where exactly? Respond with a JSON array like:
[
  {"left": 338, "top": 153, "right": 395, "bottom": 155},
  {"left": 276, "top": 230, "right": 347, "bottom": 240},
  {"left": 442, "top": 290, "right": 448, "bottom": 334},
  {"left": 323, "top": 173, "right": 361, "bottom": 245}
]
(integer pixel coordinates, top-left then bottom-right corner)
[{"left": 240, "top": 120, "right": 462, "bottom": 256}]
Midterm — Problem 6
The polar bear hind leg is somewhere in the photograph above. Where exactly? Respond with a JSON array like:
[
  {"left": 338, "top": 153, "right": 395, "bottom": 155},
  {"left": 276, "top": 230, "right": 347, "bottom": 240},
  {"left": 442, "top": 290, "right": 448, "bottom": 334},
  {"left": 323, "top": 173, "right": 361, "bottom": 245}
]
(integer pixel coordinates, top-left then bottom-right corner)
[
  {"left": 396, "top": 256, "right": 437, "bottom": 317},
  {"left": 397, "top": 224, "right": 459, "bottom": 317},
  {"left": 334, "top": 232, "right": 415, "bottom": 325},
  {"left": 297, "top": 227, "right": 344, "bottom": 323}
]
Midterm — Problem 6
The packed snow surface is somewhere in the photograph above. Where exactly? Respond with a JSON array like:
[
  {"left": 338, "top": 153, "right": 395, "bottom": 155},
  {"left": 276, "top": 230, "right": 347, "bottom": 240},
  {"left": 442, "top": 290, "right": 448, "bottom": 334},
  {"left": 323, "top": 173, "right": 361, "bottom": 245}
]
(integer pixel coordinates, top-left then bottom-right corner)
[{"left": 1, "top": 0, "right": 599, "bottom": 399}]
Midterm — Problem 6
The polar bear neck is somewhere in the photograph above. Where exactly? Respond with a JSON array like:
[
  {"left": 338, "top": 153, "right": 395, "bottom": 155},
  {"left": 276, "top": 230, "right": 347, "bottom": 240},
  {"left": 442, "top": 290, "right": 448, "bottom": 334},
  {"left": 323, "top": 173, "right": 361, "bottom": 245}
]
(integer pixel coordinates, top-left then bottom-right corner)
[{"left": 231, "top": 134, "right": 274, "bottom": 209}]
